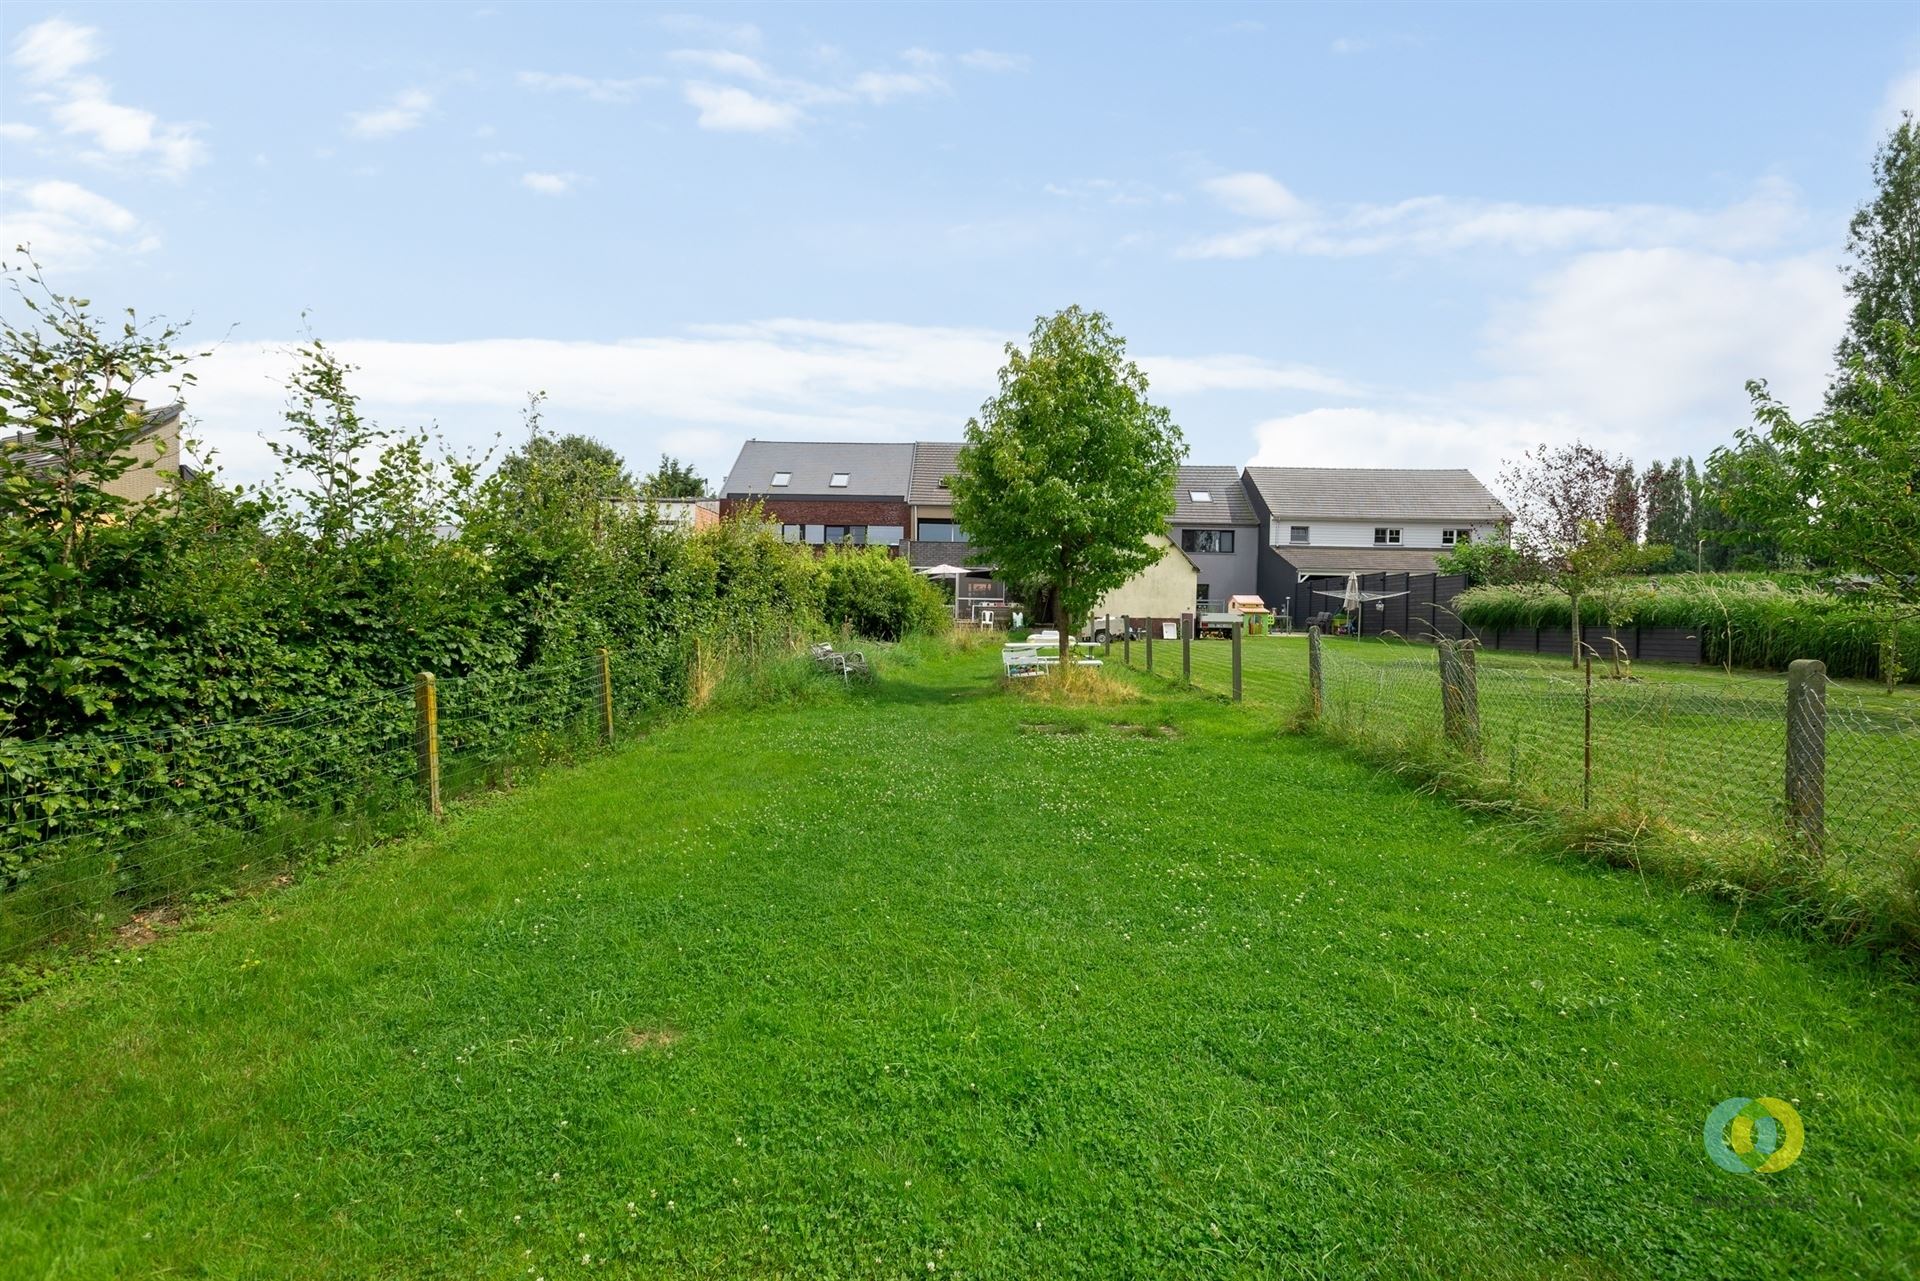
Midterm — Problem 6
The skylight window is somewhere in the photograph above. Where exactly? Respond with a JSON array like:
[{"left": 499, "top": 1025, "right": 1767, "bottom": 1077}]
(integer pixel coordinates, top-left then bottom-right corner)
[
  {"left": 770, "top": 471, "right": 791, "bottom": 487},
  {"left": 1190, "top": 490, "right": 1212, "bottom": 502},
  {"left": 829, "top": 472, "right": 850, "bottom": 488}
]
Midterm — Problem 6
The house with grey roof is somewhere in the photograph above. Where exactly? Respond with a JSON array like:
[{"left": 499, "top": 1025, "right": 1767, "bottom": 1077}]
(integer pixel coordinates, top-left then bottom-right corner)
[
  {"left": 1240, "top": 466, "right": 1509, "bottom": 624},
  {"left": 718, "top": 440, "right": 914, "bottom": 548},
  {"left": 1170, "top": 465, "right": 1262, "bottom": 610}
]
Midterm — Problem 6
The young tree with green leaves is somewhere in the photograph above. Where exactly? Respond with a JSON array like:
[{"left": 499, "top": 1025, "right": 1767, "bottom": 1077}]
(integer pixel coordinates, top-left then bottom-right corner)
[
  {"left": 1732, "top": 327, "right": 1920, "bottom": 686},
  {"left": 950, "top": 307, "right": 1186, "bottom": 667},
  {"left": 1832, "top": 112, "right": 1920, "bottom": 407},
  {"left": 1498, "top": 441, "right": 1670, "bottom": 665},
  {"left": 640, "top": 454, "right": 707, "bottom": 498}
]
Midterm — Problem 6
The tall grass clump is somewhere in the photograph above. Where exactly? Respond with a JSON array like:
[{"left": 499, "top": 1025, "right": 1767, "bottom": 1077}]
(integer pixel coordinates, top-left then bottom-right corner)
[{"left": 1457, "top": 574, "right": 1919, "bottom": 682}]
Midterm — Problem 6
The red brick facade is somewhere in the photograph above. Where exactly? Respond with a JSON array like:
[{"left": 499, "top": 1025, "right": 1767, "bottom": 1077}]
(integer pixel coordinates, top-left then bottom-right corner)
[{"left": 718, "top": 497, "right": 910, "bottom": 527}]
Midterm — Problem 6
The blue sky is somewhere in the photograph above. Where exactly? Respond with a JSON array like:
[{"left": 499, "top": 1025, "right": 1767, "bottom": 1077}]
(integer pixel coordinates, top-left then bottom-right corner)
[{"left": 3, "top": 2, "right": 1917, "bottom": 490}]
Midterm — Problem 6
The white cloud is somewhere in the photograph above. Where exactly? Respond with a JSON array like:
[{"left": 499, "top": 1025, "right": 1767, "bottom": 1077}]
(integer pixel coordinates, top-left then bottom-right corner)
[
  {"left": 669, "top": 48, "right": 775, "bottom": 82},
  {"left": 1184, "top": 172, "right": 1803, "bottom": 259},
  {"left": 1201, "top": 172, "right": 1308, "bottom": 220},
  {"left": 655, "top": 13, "right": 762, "bottom": 47},
  {"left": 349, "top": 88, "right": 434, "bottom": 138},
  {"left": 1248, "top": 247, "right": 1845, "bottom": 482},
  {"left": 1044, "top": 177, "right": 1181, "bottom": 207},
  {"left": 171, "top": 320, "right": 1350, "bottom": 487},
  {"left": 958, "top": 49, "right": 1029, "bottom": 72},
  {"left": 10, "top": 17, "right": 99, "bottom": 85},
  {"left": 1877, "top": 66, "right": 1920, "bottom": 133},
  {"left": 7, "top": 18, "right": 206, "bottom": 178},
  {"left": 850, "top": 70, "right": 945, "bottom": 103},
  {"left": 682, "top": 82, "right": 801, "bottom": 133},
  {"left": 0, "top": 122, "right": 40, "bottom": 143},
  {"left": 1330, "top": 37, "right": 1370, "bottom": 55},
  {"left": 520, "top": 170, "right": 580, "bottom": 195},
  {"left": 0, "top": 178, "right": 157, "bottom": 269},
  {"left": 516, "top": 70, "right": 654, "bottom": 104}
]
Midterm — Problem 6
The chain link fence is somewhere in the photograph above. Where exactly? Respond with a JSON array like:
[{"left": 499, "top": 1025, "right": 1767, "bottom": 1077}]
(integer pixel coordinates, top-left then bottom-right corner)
[{"left": 1134, "top": 628, "right": 1920, "bottom": 946}]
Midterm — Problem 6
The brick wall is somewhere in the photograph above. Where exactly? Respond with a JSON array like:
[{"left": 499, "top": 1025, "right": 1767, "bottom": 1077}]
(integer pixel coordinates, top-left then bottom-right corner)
[{"left": 719, "top": 497, "right": 910, "bottom": 526}]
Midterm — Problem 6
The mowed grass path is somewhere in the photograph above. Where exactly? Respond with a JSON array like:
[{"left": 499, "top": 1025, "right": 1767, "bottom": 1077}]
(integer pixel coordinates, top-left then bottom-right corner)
[{"left": 2, "top": 647, "right": 1916, "bottom": 1279}]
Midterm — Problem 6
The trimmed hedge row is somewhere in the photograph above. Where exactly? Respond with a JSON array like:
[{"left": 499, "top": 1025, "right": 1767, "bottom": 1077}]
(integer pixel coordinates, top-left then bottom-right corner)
[{"left": 1455, "top": 576, "right": 1919, "bottom": 682}]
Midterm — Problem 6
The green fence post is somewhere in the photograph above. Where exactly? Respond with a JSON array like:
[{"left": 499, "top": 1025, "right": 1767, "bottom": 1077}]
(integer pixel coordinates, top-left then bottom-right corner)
[
  {"left": 1231, "top": 618, "right": 1243, "bottom": 702},
  {"left": 1182, "top": 612, "right": 1193, "bottom": 685},
  {"left": 1308, "top": 625, "right": 1324, "bottom": 719}
]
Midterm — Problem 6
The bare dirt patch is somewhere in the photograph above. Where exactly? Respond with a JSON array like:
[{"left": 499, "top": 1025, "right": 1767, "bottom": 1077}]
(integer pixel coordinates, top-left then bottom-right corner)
[
  {"left": 622, "top": 1027, "right": 685, "bottom": 1052},
  {"left": 115, "top": 905, "right": 183, "bottom": 948}
]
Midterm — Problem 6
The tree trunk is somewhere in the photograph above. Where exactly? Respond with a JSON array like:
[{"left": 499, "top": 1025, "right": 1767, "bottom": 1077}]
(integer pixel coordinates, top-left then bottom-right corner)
[{"left": 1054, "top": 592, "right": 1070, "bottom": 671}]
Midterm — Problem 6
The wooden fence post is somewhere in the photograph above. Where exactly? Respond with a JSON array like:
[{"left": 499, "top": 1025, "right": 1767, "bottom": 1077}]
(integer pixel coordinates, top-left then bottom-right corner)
[
  {"left": 1145, "top": 619, "right": 1154, "bottom": 673},
  {"left": 1231, "top": 618, "right": 1243, "bottom": 702},
  {"left": 1786, "top": 659, "right": 1827, "bottom": 848},
  {"left": 414, "top": 671, "right": 441, "bottom": 818},
  {"left": 1308, "top": 625, "right": 1324, "bottom": 719},
  {"left": 1182, "top": 612, "right": 1192, "bottom": 685},
  {"left": 598, "top": 646, "right": 614, "bottom": 743},
  {"left": 1123, "top": 616, "right": 1131, "bottom": 666},
  {"left": 1439, "top": 640, "right": 1481, "bottom": 756}
]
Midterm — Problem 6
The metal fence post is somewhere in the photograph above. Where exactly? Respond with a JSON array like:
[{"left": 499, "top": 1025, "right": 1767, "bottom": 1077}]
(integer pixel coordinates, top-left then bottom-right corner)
[
  {"left": 1308, "top": 625, "right": 1324, "bottom": 719},
  {"left": 1182, "top": 612, "right": 1192, "bottom": 685},
  {"left": 415, "top": 671, "right": 442, "bottom": 818},
  {"left": 1104, "top": 614, "right": 1112, "bottom": 658},
  {"left": 598, "top": 646, "right": 614, "bottom": 743},
  {"left": 1145, "top": 619, "right": 1154, "bottom": 673},
  {"left": 1786, "top": 659, "right": 1827, "bottom": 848},
  {"left": 1231, "top": 618, "right": 1243, "bottom": 702},
  {"left": 1583, "top": 651, "right": 1593, "bottom": 808},
  {"left": 1123, "top": 616, "right": 1131, "bottom": 666}
]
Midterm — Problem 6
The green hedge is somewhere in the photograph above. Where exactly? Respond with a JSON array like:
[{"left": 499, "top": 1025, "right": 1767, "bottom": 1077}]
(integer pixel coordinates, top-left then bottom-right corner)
[{"left": 1455, "top": 576, "right": 1919, "bottom": 681}]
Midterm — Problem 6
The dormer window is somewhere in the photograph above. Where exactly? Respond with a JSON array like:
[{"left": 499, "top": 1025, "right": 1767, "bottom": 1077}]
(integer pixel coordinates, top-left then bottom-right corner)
[
  {"left": 829, "top": 472, "right": 850, "bottom": 488},
  {"left": 1190, "top": 490, "right": 1211, "bottom": 503},
  {"left": 770, "top": 471, "right": 791, "bottom": 487}
]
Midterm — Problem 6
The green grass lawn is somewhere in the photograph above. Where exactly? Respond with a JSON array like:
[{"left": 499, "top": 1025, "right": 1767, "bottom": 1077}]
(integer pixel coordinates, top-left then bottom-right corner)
[
  {"left": 1153, "top": 633, "right": 1920, "bottom": 942},
  {"left": 2, "top": 644, "right": 1916, "bottom": 1278}
]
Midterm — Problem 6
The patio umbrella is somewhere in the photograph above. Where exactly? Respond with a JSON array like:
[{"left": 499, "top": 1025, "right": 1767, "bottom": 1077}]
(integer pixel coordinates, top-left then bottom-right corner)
[{"left": 917, "top": 563, "right": 976, "bottom": 619}]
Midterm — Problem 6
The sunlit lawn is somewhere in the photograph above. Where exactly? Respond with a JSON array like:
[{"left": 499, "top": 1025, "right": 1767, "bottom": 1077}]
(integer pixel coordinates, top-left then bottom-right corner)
[{"left": 2, "top": 645, "right": 1915, "bottom": 1278}]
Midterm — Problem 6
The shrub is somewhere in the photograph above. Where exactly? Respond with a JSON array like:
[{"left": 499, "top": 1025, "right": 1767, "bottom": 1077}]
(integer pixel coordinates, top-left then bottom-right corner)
[
  {"left": 1456, "top": 574, "right": 1919, "bottom": 681},
  {"left": 818, "top": 547, "right": 951, "bottom": 641}
]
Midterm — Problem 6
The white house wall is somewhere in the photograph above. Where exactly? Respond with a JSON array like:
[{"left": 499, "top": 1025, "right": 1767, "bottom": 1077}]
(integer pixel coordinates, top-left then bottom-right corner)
[{"left": 1267, "top": 519, "right": 1504, "bottom": 549}]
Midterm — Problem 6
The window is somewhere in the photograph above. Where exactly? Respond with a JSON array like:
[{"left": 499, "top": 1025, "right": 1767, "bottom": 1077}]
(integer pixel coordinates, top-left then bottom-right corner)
[
  {"left": 917, "top": 520, "right": 969, "bottom": 543},
  {"left": 780, "top": 523, "right": 804, "bottom": 543},
  {"left": 823, "top": 525, "right": 867, "bottom": 545},
  {"left": 1181, "top": 529, "right": 1235, "bottom": 554},
  {"left": 1197, "top": 583, "right": 1212, "bottom": 608},
  {"left": 1190, "top": 490, "right": 1212, "bottom": 503},
  {"left": 829, "top": 472, "right": 850, "bottom": 488},
  {"left": 1442, "top": 528, "right": 1473, "bottom": 546},
  {"left": 867, "top": 524, "right": 904, "bottom": 546},
  {"left": 937, "top": 476, "right": 950, "bottom": 489},
  {"left": 1289, "top": 525, "right": 1310, "bottom": 545},
  {"left": 770, "top": 471, "right": 791, "bottom": 487},
  {"left": 1374, "top": 527, "right": 1402, "bottom": 545}
]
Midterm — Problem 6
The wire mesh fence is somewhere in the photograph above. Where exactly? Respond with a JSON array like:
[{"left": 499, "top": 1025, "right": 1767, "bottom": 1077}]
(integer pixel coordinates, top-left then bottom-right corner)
[
  {"left": 1129, "top": 628, "right": 1920, "bottom": 942},
  {"left": 0, "top": 634, "right": 732, "bottom": 965}
]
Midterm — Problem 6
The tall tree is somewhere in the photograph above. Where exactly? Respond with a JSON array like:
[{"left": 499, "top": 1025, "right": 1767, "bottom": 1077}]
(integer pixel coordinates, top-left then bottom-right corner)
[
  {"left": 1640, "top": 458, "right": 1693, "bottom": 562},
  {"left": 1730, "top": 327, "right": 1920, "bottom": 683},
  {"left": 1832, "top": 113, "right": 1920, "bottom": 406},
  {"left": 640, "top": 453, "right": 706, "bottom": 498},
  {"left": 1499, "top": 441, "right": 1668, "bottom": 665},
  {"left": 494, "top": 423, "right": 634, "bottom": 503},
  {"left": 1606, "top": 459, "right": 1641, "bottom": 541},
  {"left": 950, "top": 306, "right": 1185, "bottom": 667}
]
